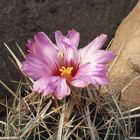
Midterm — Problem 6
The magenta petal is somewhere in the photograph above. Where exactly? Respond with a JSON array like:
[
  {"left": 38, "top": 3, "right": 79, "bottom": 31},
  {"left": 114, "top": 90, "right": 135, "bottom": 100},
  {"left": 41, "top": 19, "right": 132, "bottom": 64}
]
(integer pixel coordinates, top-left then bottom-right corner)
[
  {"left": 78, "top": 63, "right": 108, "bottom": 76},
  {"left": 33, "top": 77, "right": 54, "bottom": 95},
  {"left": 62, "top": 37, "right": 72, "bottom": 47},
  {"left": 63, "top": 47, "right": 75, "bottom": 66},
  {"left": 55, "top": 78, "right": 70, "bottom": 99},
  {"left": 33, "top": 77, "right": 70, "bottom": 99},
  {"left": 34, "top": 32, "right": 59, "bottom": 66},
  {"left": 94, "top": 76, "right": 109, "bottom": 85},
  {"left": 74, "top": 62, "right": 109, "bottom": 85},
  {"left": 92, "top": 50, "right": 116, "bottom": 63},
  {"left": 71, "top": 78, "right": 89, "bottom": 88},
  {"left": 55, "top": 30, "right": 79, "bottom": 52},
  {"left": 33, "top": 76, "right": 61, "bottom": 96},
  {"left": 66, "top": 29, "right": 80, "bottom": 48},
  {"left": 55, "top": 31, "right": 78, "bottom": 66},
  {"left": 78, "top": 34, "right": 107, "bottom": 64},
  {"left": 71, "top": 62, "right": 110, "bottom": 87},
  {"left": 87, "top": 34, "right": 107, "bottom": 50},
  {"left": 55, "top": 31, "right": 65, "bottom": 50},
  {"left": 71, "top": 64, "right": 95, "bottom": 87},
  {"left": 26, "top": 39, "right": 34, "bottom": 49},
  {"left": 21, "top": 55, "right": 50, "bottom": 80},
  {"left": 55, "top": 30, "right": 72, "bottom": 52},
  {"left": 34, "top": 32, "right": 54, "bottom": 48},
  {"left": 22, "top": 62, "right": 42, "bottom": 80},
  {"left": 24, "top": 32, "right": 59, "bottom": 78}
]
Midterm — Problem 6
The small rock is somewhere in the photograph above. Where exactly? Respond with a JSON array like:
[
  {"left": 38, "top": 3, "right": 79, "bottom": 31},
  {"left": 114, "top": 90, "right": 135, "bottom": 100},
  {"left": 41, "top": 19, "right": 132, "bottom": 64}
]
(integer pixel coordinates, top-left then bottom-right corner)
[{"left": 109, "top": 1, "right": 140, "bottom": 109}]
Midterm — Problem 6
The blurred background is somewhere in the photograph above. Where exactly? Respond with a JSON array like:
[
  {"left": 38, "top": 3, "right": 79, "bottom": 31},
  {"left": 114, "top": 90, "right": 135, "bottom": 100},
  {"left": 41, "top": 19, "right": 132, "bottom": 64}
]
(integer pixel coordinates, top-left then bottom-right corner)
[{"left": 0, "top": 0, "right": 138, "bottom": 97}]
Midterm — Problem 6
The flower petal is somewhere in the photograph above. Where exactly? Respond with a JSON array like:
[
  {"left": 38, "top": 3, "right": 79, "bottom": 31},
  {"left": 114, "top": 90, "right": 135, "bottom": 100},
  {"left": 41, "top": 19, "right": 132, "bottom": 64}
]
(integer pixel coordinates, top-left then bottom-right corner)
[
  {"left": 55, "top": 31, "right": 78, "bottom": 66},
  {"left": 76, "top": 63, "right": 108, "bottom": 76},
  {"left": 33, "top": 76, "right": 70, "bottom": 99},
  {"left": 70, "top": 76, "right": 90, "bottom": 88},
  {"left": 87, "top": 34, "right": 107, "bottom": 50},
  {"left": 34, "top": 32, "right": 59, "bottom": 67},
  {"left": 22, "top": 55, "right": 50, "bottom": 80},
  {"left": 55, "top": 31, "right": 65, "bottom": 51},
  {"left": 66, "top": 29, "right": 80, "bottom": 48},
  {"left": 34, "top": 32, "right": 55, "bottom": 48},
  {"left": 24, "top": 32, "right": 60, "bottom": 77},
  {"left": 55, "top": 29, "right": 80, "bottom": 49},
  {"left": 94, "top": 76, "right": 109, "bottom": 85},
  {"left": 92, "top": 50, "right": 116, "bottom": 63},
  {"left": 71, "top": 62, "right": 110, "bottom": 87},
  {"left": 33, "top": 77, "right": 53, "bottom": 95},
  {"left": 78, "top": 34, "right": 107, "bottom": 64},
  {"left": 33, "top": 76, "right": 60, "bottom": 96},
  {"left": 26, "top": 39, "right": 34, "bottom": 49},
  {"left": 55, "top": 78, "right": 70, "bottom": 99},
  {"left": 63, "top": 47, "right": 76, "bottom": 66}
]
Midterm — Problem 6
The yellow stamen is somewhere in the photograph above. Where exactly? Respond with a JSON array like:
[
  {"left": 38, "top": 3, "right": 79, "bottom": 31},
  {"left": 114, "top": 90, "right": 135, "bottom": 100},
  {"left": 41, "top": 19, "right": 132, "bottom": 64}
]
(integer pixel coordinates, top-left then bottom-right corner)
[{"left": 59, "top": 66, "right": 73, "bottom": 80}]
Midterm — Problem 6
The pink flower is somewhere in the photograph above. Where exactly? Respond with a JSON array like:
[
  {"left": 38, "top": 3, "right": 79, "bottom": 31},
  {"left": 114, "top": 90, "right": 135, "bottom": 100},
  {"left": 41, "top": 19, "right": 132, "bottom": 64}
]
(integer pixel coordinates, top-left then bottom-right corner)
[{"left": 22, "top": 29, "right": 116, "bottom": 99}]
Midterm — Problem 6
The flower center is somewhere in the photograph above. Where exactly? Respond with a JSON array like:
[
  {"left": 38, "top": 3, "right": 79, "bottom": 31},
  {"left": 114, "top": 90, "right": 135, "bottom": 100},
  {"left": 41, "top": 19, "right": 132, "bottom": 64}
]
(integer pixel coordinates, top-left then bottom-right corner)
[{"left": 59, "top": 66, "right": 73, "bottom": 80}]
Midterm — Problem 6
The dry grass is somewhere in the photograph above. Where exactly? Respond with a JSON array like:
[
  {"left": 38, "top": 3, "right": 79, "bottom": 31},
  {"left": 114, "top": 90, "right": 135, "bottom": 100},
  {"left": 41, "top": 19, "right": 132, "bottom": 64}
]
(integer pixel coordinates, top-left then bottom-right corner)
[{"left": 0, "top": 43, "right": 140, "bottom": 140}]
